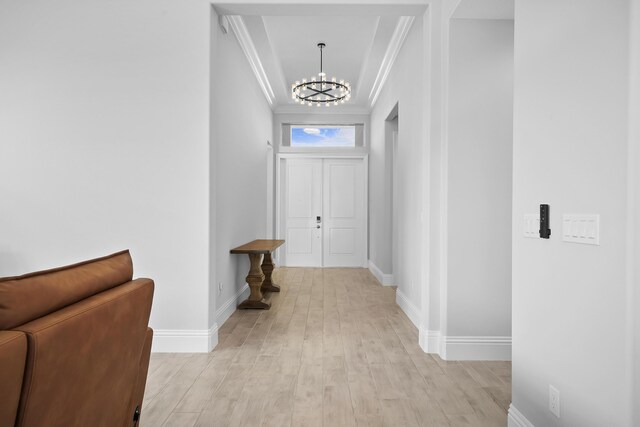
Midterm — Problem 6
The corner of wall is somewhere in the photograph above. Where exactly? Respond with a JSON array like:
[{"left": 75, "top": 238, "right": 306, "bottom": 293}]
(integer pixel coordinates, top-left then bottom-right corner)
[
  {"left": 151, "top": 323, "right": 219, "bottom": 353},
  {"left": 368, "top": 259, "right": 394, "bottom": 286}
]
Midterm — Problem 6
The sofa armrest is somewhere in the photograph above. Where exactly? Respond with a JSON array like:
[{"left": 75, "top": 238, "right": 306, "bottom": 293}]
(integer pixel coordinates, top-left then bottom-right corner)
[
  {"left": 127, "top": 327, "right": 153, "bottom": 426},
  {"left": 0, "top": 331, "right": 27, "bottom": 427},
  {"left": 14, "top": 278, "right": 153, "bottom": 427}
]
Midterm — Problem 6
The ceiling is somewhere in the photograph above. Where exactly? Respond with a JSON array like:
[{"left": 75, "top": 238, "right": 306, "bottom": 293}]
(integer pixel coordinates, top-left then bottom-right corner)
[
  {"left": 241, "top": 14, "right": 404, "bottom": 112},
  {"left": 223, "top": 0, "right": 514, "bottom": 113}
]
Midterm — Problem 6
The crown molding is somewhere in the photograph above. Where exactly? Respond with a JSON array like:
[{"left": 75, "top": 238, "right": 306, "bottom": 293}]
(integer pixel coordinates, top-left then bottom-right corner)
[
  {"left": 226, "top": 15, "right": 276, "bottom": 107},
  {"left": 273, "top": 104, "right": 371, "bottom": 115},
  {"left": 368, "top": 16, "right": 415, "bottom": 108}
]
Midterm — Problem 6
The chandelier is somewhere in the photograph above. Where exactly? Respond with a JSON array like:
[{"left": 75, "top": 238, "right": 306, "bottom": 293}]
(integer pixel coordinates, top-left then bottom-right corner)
[{"left": 291, "top": 43, "right": 352, "bottom": 107}]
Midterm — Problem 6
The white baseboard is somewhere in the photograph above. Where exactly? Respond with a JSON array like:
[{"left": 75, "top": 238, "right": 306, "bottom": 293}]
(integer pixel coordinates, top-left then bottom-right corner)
[
  {"left": 152, "top": 323, "right": 218, "bottom": 353},
  {"left": 151, "top": 284, "right": 250, "bottom": 354},
  {"left": 395, "top": 289, "right": 420, "bottom": 328},
  {"left": 368, "top": 259, "right": 394, "bottom": 286},
  {"left": 216, "top": 283, "right": 250, "bottom": 327},
  {"left": 419, "top": 327, "right": 441, "bottom": 354},
  {"left": 441, "top": 336, "right": 512, "bottom": 361},
  {"left": 508, "top": 404, "right": 535, "bottom": 427},
  {"left": 417, "top": 327, "right": 511, "bottom": 361}
]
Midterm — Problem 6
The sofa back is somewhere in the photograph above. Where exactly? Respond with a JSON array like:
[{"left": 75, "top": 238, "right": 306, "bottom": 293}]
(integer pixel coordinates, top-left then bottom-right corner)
[
  {"left": 0, "top": 250, "right": 133, "bottom": 329},
  {"left": 0, "top": 250, "right": 154, "bottom": 427}
]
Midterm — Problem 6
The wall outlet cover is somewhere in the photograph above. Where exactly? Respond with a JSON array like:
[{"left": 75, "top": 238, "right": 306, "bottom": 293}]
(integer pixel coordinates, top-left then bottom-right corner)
[{"left": 549, "top": 385, "right": 560, "bottom": 418}]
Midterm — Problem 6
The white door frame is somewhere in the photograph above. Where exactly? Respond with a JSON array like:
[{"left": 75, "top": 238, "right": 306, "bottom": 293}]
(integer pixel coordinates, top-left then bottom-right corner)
[{"left": 275, "top": 153, "right": 369, "bottom": 267}]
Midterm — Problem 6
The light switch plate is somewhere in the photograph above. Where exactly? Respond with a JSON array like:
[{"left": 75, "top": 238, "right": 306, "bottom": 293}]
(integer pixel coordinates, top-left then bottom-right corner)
[
  {"left": 562, "top": 214, "right": 600, "bottom": 245},
  {"left": 523, "top": 214, "right": 539, "bottom": 238}
]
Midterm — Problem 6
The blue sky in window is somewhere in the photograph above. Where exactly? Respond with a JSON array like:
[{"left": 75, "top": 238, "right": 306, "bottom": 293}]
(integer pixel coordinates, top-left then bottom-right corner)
[{"left": 291, "top": 126, "right": 355, "bottom": 147}]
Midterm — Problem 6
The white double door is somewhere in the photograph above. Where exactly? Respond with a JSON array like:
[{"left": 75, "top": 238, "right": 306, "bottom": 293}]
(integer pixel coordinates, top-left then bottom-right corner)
[{"left": 283, "top": 157, "right": 366, "bottom": 267}]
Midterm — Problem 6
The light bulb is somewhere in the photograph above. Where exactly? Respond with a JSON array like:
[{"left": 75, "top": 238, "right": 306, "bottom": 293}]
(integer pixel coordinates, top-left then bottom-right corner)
[
  {"left": 295, "top": 80, "right": 300, "bottom": 86},
  {"left": 302, "top": 78, "right": 307, "bottom": 83}
]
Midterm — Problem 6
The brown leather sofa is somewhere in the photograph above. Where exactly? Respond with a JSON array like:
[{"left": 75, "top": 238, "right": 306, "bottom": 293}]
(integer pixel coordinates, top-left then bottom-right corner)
[{"left": 0, "top": 250, "right": 154, "bottom": 427}]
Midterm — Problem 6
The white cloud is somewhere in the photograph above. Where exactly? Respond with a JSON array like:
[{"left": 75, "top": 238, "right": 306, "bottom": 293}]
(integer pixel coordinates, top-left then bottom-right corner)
[{"left": 303, "top": 128, "right": 321, "bottom": 135}]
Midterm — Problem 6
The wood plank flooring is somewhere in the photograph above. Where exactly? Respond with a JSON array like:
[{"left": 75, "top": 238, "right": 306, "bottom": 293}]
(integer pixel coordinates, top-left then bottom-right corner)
[{"left": 142, "top": 268, "right": 511, "bottom": 427}]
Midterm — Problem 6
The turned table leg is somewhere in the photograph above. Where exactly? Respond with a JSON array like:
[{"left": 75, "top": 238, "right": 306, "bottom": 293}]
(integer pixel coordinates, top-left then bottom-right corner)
[
  {"left": 260, "top": 252, "right": 281, "bottom": 293},
  {"left": 238, "top": 253, "right": 270, "bottom": 310}
]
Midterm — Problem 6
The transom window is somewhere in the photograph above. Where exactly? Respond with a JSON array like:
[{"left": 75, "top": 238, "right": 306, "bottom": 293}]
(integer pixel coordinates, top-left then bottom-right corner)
[{"left": 290, "top": 125, "right": 356, "bottom": 148}]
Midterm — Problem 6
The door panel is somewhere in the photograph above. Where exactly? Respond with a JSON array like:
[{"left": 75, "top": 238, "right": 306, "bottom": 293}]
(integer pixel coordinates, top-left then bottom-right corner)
[
  {"left": 284, "top": 159, "right": 322, "bottom": 266},
  {"left": 323, "top": 159, "right": 365, "bottom": 267}
]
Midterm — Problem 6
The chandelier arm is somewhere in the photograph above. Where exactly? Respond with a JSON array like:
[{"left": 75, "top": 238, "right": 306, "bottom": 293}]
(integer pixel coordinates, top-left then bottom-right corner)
[{"left": 297, "top": 93, "right": 348, "bottom": 102}]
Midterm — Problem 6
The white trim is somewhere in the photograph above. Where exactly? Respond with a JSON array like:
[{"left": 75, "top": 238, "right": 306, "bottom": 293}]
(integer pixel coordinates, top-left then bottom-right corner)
[
  {"left": 275, "top": 153, "right": 369, "bottom": 268},
  {"left": 274, "top": 105, "right": 371, "bottom": 115},
  {"left": 368, "top": 16, "right": 415, "bottom": 108},
  {"left": 418, "top": 327, "right": 441, "bottom": 354},
  {"left": 211, "top": 2, "right": 428, "bottom": 18},
  {"left": 438, "top": 7, "right": 452, "bottom": 355},
  {"left": 152, "top": 284, "right": 251, "bottom": 353},
  {"left": 508, "top": 405, "right": 535, "bottom": 427},
  {"left": 152, "top": 324, "right": 218, "bottom": 353},
  {"left": 418, "top": 329, "right": 512, "bottom": 361},
  {"left": 226, "top": 16, "right": 276, "bottom": 107},
  {"left": 441, "top": 336, "right": 511, "bottom": 361},
  {"left": 216, "top": 283, "right": 250, "bottom": 327},
  {"left": 395, "top": 288, "right": 420, "bottom": 328},
  {"left": 368, "top": 259, "right": 394, "bottom": 285}
]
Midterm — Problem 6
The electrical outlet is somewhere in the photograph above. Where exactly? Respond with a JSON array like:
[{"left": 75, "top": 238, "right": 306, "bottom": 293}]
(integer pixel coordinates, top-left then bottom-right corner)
[
  {"left": 217, "top": 282, "right": 223, "bottom": 295},
  {"left": 549, "top": 385, "right": 560, "bottom": 418}
]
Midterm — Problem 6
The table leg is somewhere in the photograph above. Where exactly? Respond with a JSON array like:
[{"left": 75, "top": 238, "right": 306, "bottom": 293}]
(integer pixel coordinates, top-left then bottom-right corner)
[
  {"left": 260, "top": 252, "right": 281, "bottom": 293},
  {"left": 238, "top": 253, "right": 270, "bottom": 310}
]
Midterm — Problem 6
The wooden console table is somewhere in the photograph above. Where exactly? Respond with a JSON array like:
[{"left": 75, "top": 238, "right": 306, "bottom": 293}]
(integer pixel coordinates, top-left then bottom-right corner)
[{"left": 230, "top": 239, "right": 285, "bottom": 310}]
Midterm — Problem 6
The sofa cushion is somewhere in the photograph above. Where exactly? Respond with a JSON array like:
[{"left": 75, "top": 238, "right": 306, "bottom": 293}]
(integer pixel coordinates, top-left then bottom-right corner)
[{"left": 0, "top": 250, "right": 133, "bottom": 330}]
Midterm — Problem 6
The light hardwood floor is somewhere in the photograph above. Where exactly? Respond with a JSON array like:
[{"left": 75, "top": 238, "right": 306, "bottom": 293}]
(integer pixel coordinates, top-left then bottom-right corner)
[{"left": 141, "top": 268, "right": 511, "bottom": 427}]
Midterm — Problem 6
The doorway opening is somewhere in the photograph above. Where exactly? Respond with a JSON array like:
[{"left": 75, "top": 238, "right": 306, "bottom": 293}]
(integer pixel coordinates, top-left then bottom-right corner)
[{"left": 384, "top": 103, "right": 399, "bottom": 284}]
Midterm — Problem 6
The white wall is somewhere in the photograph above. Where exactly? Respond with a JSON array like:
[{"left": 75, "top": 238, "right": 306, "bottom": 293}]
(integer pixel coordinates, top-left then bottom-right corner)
[
  {"left": 370, "top": 17, "right": 425, "bottom": 326},
  {"left": 0, "top": 0, "right": 212, "bottom": 350},
  {"left": 631, "top": 2, "right": 640, "bottom": 423},
  {"left": 446, "top": 19, "right": 513, "bottom": 356},
  {"left": 213, "top": 21, "right": 273, "bottom": 327},
  {"left": 512, "top": 0, "right": 633, "bottom": 425}
]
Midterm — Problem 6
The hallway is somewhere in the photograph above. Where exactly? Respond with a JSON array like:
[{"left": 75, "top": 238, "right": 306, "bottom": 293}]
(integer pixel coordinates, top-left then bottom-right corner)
[{"left": 141, "top": 268, "right": 511, "bottom": 426}]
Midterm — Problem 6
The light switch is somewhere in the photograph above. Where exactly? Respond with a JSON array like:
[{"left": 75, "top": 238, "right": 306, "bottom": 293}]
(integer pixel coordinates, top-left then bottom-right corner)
[
  {"left": 523, "top": 214, "right": 539, "bottom": 238},
  {"left": 562, "top": 214, "right": 599, "bottom": 245}
]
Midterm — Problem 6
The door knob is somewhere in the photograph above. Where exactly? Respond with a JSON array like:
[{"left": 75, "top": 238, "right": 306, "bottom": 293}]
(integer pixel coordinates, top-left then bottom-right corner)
[{"left": 317, "top": 225, "right": 321, "bottom": 229}]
